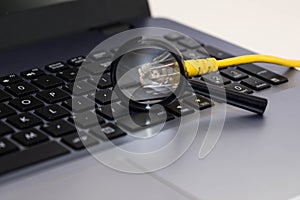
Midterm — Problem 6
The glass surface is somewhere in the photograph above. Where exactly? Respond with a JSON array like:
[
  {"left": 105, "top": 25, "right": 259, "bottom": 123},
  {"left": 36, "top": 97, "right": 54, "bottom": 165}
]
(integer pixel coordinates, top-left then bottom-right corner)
[{"left": 114, "top": 48, "right": 181, "bottom": 105}]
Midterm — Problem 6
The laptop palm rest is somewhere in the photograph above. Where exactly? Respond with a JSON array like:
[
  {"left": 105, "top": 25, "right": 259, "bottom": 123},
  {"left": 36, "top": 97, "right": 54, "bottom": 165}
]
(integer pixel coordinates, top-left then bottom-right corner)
[{"left": 1, "top": 86, "right": 299, "bottom": 200}]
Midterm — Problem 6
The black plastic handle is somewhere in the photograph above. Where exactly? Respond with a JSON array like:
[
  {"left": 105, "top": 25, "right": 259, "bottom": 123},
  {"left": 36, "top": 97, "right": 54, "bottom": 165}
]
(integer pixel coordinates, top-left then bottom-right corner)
[{"left": 189, "top": 79, "right": 268, "bottom": 115}]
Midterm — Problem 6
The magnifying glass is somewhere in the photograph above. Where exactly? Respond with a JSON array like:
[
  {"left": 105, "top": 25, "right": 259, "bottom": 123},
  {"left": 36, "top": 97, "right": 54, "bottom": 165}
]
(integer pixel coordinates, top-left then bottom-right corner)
[
  {"left": 111, "top": 37, "right": 268, "bottom": 114},
  {"left": 111, "top": 37, "right": 187, "bottom": 111}
]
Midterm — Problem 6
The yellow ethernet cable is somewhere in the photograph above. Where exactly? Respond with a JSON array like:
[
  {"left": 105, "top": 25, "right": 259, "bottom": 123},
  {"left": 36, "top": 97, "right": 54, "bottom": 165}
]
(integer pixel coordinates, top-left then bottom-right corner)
[{"left": 184, "top": 55, "right": 300, "bottom": 77}]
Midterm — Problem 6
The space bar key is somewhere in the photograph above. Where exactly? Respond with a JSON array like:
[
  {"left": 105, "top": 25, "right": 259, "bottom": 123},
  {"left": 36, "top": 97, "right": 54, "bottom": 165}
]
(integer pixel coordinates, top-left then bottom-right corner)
[{"left": 0, "top": 141, "right": 70, "bottom": 176}]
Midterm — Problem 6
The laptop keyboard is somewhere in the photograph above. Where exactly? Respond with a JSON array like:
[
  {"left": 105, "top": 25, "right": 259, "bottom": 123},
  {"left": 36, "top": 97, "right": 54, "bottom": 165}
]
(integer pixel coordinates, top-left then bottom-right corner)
[{"left": 0, "top": 33, "right": 288, "bottom": 176}]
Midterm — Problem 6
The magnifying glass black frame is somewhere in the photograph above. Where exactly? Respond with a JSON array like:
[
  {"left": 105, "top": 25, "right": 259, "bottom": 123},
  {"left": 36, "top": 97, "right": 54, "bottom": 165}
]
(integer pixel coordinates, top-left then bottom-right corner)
[
  {"left": 110, "top": 37, "right": 187, "bottom": 111},
  {"left": 110, "top": 36, "right": 268, "bottom": 114}
]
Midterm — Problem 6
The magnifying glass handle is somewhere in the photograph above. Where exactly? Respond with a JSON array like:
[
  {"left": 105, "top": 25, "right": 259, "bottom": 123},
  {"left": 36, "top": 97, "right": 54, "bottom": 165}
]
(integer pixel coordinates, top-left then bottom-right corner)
[{"left": 189, "top": 80, "right": 268, "bottom": 115}]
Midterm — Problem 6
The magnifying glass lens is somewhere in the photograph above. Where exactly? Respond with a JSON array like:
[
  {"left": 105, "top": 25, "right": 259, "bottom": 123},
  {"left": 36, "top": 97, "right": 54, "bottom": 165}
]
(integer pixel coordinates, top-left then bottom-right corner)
[{"left": 114, "top": 48, "right": 182, "bottom": 107}]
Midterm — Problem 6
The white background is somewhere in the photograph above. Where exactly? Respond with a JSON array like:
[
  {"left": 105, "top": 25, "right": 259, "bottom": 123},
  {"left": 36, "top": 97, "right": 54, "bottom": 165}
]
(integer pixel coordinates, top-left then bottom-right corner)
[{"left": 148, "top": 0, "right": 300, "bottom": 59}]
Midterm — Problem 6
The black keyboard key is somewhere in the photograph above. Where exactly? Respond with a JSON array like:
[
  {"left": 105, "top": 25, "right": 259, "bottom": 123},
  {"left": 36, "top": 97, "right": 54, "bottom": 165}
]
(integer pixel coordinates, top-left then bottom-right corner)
[
  {"left": 32, "top": 75, "right": 64, "bottom": 89},
  {"left": 69, "top": 111, "right": 105, "bottom": 128},
  {"left": 20, "top": 68, "right": 45, "bottom": 79},
  {"left": 57, "top": 68, "right": 77, "bottom": 82},
  {"left": 241, "top": 77, "right": 271, "bottom": 91},
  {"left": 0, "top": 90, "right": 12, "bottom": 102},
  {"left": 164, "top": 33, "right": 184, "bottom": 41},
  {"left": 87, "top": 76, "right": 100, "bottom": 87},
  {"left": 205, "top": 46, "right": 233, "bottom": 59},
  {"left": 110, "top": 47, "right": 119, "bottom": 53},
  {"left": 166, "top": 101, "right": 194, "bottom": 116},
  {"left": 0, "top": 139, "right": 18, "bottom": 156},
  {"left": 35, "top": 104, "right": 70, "bottom": 121},
  {"left": 197, "top": 47, "right": 209, "bottom": 55},
  {"left": 117, "top": 109, "right": 174, "bottom": 131},
  {"left": 97, "top": 73, "right": 112, "bottom": 89},
  {"left": 220, "top": 68, "right": 248, "bottom": 81},
  {"left": 201, "top": 73, "right": 231, "bottom": 85},
  {"left": 62, "top": 97, "right": 94, "bottom": 113},
  {"left": 96, "top": 103, "right": 128, "bottom": 120},
  {"left": 88, "top": 74, "right": 113, "bottom": 89},
  {"left": 225, "top": 83, "right": 253, "bottom": 94},
  {"left": 62, "top": 133, "right": 98, "bottom": 150},
  {"left": 63, "top": 81, "right": 95, "bottom": 96},
  {"left": 36, "top": 88, "right": 70, "bottom": 104},
  {"left": 82, "top": 62, "right": 106, "bottom": 75},
  {"left": 45, "top": 62, "right": 69, "bottom": 73},
  {"left": 98, "top": 60, "right": 112, "bottom": 69},
  {"left": 91, "top": 123, "right": 126, "bottom": 140},
  {"left": 91, "top": 51, "right": 113, "bottom": 61},
  {"left": 7, "top": 113, "right": 42, "bottom": 129},
  {"left": 182, "top": 51, "right": 206, "bottom": 60},
  {"left": 42, "top": 120, "right": 76, "bottom": 137},
  {"left": 12, "top": 129, "right": 48, "bottom": 147},
  {"left": 57, "top": 68, "right": 89, "bottom": 82},
  {"left": 238, "top": 64, "right": 288, "bottom": 85},
  {"left": 174, "top": 44, "right": 187, "bottom": 52},
  {"left": 178, "top": 38, "right": 201, "bottom": 49},
  {"left": 67, "top": 56, "right": 86, "bottom": 67},
  {"left": 0, "top": 74, "right": 22, "bottom": 86},
  {"left": 90, "top": 89, "right": 118, "bottom": 105},
  {"left": 5, "top": 82, "right": 38, "bottom": 96},
  {"left": 0, "top": 103, "right": 16, "bottom": 119},
  {"left": 0, "top": 122, "right": 13, "bottom": 137},
  {"left": 183, "top": 95, "right": 214, "bottom": 110},
  {"left": 9, "top": 96, "right": 44, "bottom": 112},
  {"left": 0, "top": 141, "right": 69, "bottom": 175}
]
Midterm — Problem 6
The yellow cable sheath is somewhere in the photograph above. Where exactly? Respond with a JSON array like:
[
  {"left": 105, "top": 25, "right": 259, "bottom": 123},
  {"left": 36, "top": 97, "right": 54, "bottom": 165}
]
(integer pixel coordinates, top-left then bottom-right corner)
[
  {"left": 184, "top": 55, "right": 300, "bottom": 77},
  {"left": 217, "top": 55, "right": 300, "bottom": 68},
  {"left": 184, "top": 58, "right": 218, "bottom": 77}
]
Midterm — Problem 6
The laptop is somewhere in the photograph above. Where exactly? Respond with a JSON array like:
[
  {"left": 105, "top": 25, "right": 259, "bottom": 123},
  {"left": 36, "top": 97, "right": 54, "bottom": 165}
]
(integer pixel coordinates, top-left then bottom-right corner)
[{"left": 0, "top": 0, "right": 300, "bottom": 199}]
